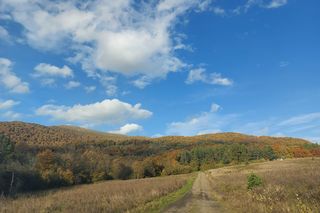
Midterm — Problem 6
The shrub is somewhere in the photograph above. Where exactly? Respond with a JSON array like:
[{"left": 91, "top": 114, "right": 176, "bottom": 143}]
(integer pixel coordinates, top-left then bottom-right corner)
[
  {"left": 111, "top": 162, "right": 132, "bottom": 180},
  {"left": 247, "top": 173, "right": 262, "bottom": 190}
]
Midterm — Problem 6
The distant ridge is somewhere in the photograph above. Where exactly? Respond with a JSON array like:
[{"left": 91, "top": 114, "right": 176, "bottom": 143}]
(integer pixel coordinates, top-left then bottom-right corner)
[
  {"left": 153, "top": 132, "right": 310, "bottom": 146},
  {"left": 0, "top": 121, "right": 310, "bottom": 146}
]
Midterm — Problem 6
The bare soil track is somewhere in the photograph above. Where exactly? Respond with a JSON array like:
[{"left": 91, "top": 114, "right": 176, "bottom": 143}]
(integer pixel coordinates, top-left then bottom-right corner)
[{"left": 163, "top": 172, "right": 223, "bottom": 213}]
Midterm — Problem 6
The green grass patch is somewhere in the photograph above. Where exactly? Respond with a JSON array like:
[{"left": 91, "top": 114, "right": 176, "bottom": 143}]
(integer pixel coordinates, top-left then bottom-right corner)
[{"left": 132, "top": 174, "right": 196, "bottom": 213}]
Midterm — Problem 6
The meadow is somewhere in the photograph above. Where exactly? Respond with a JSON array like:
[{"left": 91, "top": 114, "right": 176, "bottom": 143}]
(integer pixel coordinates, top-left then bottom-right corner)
[
  {"left": 0, "top": 174, "right": 190, "bottom": 213},
  {"left": 208, "top": 158, "right": 320, "bottom": 213}
]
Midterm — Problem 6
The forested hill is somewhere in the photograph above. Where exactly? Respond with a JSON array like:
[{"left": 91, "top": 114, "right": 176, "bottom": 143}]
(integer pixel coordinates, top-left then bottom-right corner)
[
  {"left": 0, "top": 121, "right": 311, "bottom": 147},
  {"left": 0, "top": 121, "right": 319, "bottom": 196},
  {"left": 153, "top": 133, "right": 310, "bottom": 146},
  {"left": 0, "top": 121, "right": 146, "bottom": 145}
]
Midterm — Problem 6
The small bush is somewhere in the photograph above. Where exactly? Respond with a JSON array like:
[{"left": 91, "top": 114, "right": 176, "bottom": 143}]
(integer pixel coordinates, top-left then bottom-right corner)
[{"left": 247, "top": 173, "right": 262, "bottom": 190}]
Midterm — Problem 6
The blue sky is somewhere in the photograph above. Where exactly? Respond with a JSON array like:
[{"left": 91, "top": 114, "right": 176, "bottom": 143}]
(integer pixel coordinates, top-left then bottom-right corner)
[{"left": 0, "top": 0, "right": 319, "bottom": 142}]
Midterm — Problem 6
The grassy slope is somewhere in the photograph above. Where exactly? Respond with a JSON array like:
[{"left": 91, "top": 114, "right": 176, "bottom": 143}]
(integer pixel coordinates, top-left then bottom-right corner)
[
  {"left": 0, "top": 174, "right": 192, "bottom": 213},
  {"left": 207, "top": 158, "right": 320, "bottom": 213},
  {"left": 1, "top": 159, "right": 318, "bottom": 213}
]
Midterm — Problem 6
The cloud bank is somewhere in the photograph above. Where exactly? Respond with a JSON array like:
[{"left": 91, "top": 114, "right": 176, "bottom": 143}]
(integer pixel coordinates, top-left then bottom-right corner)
[{"left": 0, "top": 0, "right": 212, "bottom": 87}]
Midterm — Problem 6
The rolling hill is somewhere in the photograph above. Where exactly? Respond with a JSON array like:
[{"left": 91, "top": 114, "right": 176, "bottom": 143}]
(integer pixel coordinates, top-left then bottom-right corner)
[{"left": 0, "top": 121, "right": 319, "bottom": 197}]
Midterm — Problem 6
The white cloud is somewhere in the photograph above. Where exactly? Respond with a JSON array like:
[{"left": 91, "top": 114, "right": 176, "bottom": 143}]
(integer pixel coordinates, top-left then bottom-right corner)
[
  {"left": 40, "top": 78, "right": 56, "bottom": 86},
  {"left": 265, "top": 0, "right": 287, "bottom": 9},
  {"left": 64, "top": 81, "right": 81, "bottom": 89},
  {"left": 196, "top": 0, "right": 213, "bottom": 12},
  {"left": 166, "top": 103, "right": 236, "bottom": 136},
  {"left": 99, "top": 75, "right": 118, "bottom": 96},
  {"left": 0, "top": 58, "right": 30, "bottom": 93},
  {"left": 84, "top": 86, "right": 96, "bottom": 93},
  {"left": 36, "top": 99, "right": 152, "bottom": 126},
  {"left": 167, "top": 111, "right": 237, "bottom": 136},
  {"left": 166, "top": 105, "right": 320, "bottom": 141},
  {"left": 132, "top": 76, "right": 152, "bottom": 89},
  {"left": 33, "top": 63, "right": 73, "bottom": 78},
  {"left": 197, "top": 129, "right": 221, "bottom": 135},
  {"left": 109, "top": 123, "right": 143, "bottom": 135},
  {"left": 278, "top": 113, "right": 320, "bottom": 126},
  {"left": 2, "top": 111, "right": 21, "bottom": 120},
  {"left": 212, "top": 7, "right": 226, "bottom": 16},
  {"left": 210, "top": 103, "right": 221, "bottom": 112},
  {"left": 105, "top": 85, "right": 117, "bottom": 96},
  {"left": 234, "top": 113, "right": 320, "bottom": 140},
  {"left": 232, "top": 0, "right": 288, "bottom": 14},
  {"left": 234, "top": 120, "right": 273, "bottom": 136},
  {"left": 0, "top": 26, "right": 11, "bottom": 42},
  {"left": 186, "top": 68, "right": 233, "bottom": 86},
  {"left": 0, "top": 99, "right": 20, "bottom": 110},
  {"left": 211, "top": 73, "right": 233, "bottom": 86},
  {"left": 152, "top": 133, "right": 164, "bottom": 138},
  {"left": 0, "top": 0, "right": 210, "bottom": 87}
]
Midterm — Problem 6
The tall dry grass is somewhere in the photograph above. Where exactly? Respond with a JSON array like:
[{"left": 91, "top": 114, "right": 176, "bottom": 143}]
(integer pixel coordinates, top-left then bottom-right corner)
[
  {"left": 0, "top": 175, "right": 189, "bottom": 213},
  {"left": 208, "top": 158, "right": 320, "bottom": 213}
]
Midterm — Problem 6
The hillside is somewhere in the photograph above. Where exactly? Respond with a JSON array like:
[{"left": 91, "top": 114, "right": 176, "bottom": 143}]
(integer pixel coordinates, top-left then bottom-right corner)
[
  {"left": 154, "top": 132, "right": 310, "bottom": 146},
  {"left": 0, "top": 121, "right": 311, "bottom": 147},
  {"left": 0, "top": 121, "right": 134, "bottom": 146},
  {"left": 0, "top": 121, "right": 319, "bottom": 197}
]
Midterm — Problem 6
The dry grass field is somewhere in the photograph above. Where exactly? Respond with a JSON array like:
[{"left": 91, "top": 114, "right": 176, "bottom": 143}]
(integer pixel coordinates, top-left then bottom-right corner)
[
  {"left": 0, "top": 174, "right": 190, "bottom": 213},
  {"left": 208, "top": 158, "right": 320, "bottom": 213}
]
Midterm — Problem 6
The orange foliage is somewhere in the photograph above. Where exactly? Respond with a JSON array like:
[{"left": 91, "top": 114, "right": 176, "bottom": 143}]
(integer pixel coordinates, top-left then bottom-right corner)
[
  {"left": 290, "top": 147, "right": 312, "bottom": 158},
  {"left": 310, "top": 148, "right": 320, "bottom": 157}
]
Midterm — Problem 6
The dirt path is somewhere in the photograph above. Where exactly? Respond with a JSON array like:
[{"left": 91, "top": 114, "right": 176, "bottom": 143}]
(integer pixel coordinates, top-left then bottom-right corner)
[{"left": 163, "top": 172, "right": 223, "bottom": 213}]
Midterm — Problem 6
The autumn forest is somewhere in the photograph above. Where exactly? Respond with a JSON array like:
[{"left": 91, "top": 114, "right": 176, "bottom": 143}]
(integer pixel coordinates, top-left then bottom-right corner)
[{"left": 1, "top": 121, "right": 319, "bottom": 196}]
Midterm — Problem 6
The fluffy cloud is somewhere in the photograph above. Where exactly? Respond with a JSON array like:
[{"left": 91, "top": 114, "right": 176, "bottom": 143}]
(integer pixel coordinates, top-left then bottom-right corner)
[
  {"left": 109, "top": 123, "right": 143, "bottom": 135},
  {"left": 33, "top": 63, "right": 73, "bottom": 78},
  {"left": 186, "top": 68, "right": 233, "bottom": 86},
  {"left": 0, "top": 99, "right": 20, "bottom": 110},
  {"left": 36, "top": 99, "right": 152, "bottom": 126},
  {"left": 0, "top": 58, "right": 30, "bottom": 93},
  {"left": 0, "top": 0, "right": 211, "bottom": 87},
  {"left": 64, "top": 81, "right": 81, "bottom": 89}
]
